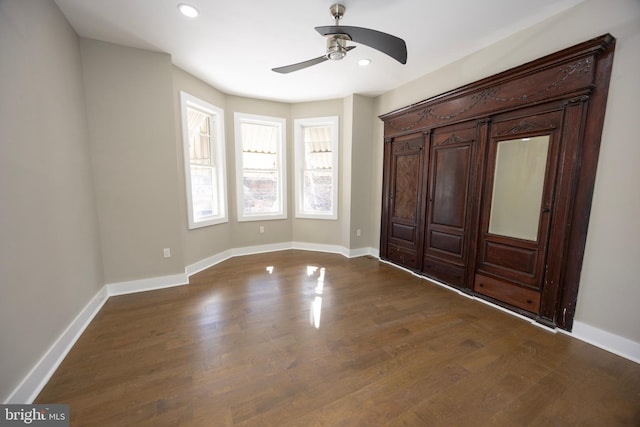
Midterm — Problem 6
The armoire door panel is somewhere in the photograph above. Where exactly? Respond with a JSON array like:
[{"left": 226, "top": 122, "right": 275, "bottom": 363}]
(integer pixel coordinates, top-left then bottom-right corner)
[
  {"left": 431, "top": 145, "right": 471, "bottom": 227},
  {"left": 482, "top": 240, "right": 538, "bottom": 280},
  {"left": 381, "top": 132, "right": 427, "bottom": 270},
  {"left": 429, "top": 230, "right": 463, "bottom": 255},
  {"left": 476, "top": 108, "right": 564, "bottom": 295},
  {"left": 423, "top": 257, "right": 466, "bottom": 288},
  {"left": 392, "top": 152, "right": 420, "bottom": 221},
  {"left": 474, "top": 273, "right": 541, "bottom": 314},
  {"left": 387, "top": 244, "right": 418, "bottom": 269},
  {"left": 391, "top": 222, "right": 416, "bottom": 243},
  {"left": 422, "top": 121, "right": 478, "bottom": 287}
]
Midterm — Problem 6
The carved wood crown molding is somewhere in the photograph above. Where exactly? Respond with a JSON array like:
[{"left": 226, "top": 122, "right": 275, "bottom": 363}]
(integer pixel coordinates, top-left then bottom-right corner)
[
  {"left": 504, "top": 121, "right": 538, "bottom": 134},
  {"left": 564, "top": 94, "right": 591, "bottom": 105},
  {"left": 393, "top": 140, "right": 423, "bottom": 153},
  {"left": 380, "top": 34, "right": 616, "bottom": 138},
  {"left": 386, "top": 58, "right": 594, "bottom": 134},
  {"left": 439, "top": 134, "right": 466, "bottom": 145}
]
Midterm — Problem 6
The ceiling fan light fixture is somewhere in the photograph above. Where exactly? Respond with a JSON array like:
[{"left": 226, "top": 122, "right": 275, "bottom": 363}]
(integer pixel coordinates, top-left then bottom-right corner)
[
  {"left": 326, "top": 37, "right": 347, "bottom": 61},
  {"left": 178, "top": 3, "right": 199, "bottom": 18},
  {"left": 327, "top": 47, "right": 346, "bottom": 61}
]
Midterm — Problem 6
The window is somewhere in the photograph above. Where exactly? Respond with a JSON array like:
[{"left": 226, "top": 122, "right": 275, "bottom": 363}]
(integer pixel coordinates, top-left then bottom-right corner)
[
  {"left": 180, "top": 92, "right": 227, "bottom": 229},
  {"left": 294, "top": 116, "right": 339, "bottom": 219},
  {"left": 234, "top": 113, "right": 287, "bottom": 221}
]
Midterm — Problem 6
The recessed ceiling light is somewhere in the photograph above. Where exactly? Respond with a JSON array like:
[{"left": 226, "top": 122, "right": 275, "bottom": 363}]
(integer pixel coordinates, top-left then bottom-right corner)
[
  {"left": 178, "top": 3, "right": 199, "bottom": 18},
  {"left": 358, "top": 58, "right": 371, "bottom": 67}
]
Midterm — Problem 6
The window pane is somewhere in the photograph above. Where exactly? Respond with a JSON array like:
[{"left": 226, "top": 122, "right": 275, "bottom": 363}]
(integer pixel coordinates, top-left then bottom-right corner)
[
  {"left": 241, "top": 122, "right": 278, "bottom": 154},
  {"left": 191, "top": 166, "right": 218, "bottom": 220},
  {"left": 187, "top": 108, "right": 213, "bottom": 165},
  {"left": 295, "top": 117, "right": 338, "bottom": 219},
  {"left": 199, "top": 114, "right": 211, "bottom": 134},
  {"left": 305, "top": 151, "right": 332, "bottom": 170},
  {"left": 243, "top": 151, "right": 277, "bottom": 170},
  {"left": 304, "top": 126, "right": 331, "bottom": 144},
  {"left": 303, "top": 170, "right": 333, "bottom": 213},
  {"left": 181, "top": 92, "right": 227, "bottom": 228},
  {"left": 243, "top": 171, "right": 279, "bottom": 214},
  {"left": 235, "top": 113, "right": 286, "bottom": 221},
  {"left": 189, "top": 134, "right": 211, "bottom": 165},
  {"left": 304, "top": 125, "right": 332, "bottom": 170}
]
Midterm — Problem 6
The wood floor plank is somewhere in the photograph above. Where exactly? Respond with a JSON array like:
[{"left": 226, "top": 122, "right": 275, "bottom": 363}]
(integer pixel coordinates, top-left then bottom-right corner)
[{"left": 35, "top": 251, "right": 640, "bottom": 426}]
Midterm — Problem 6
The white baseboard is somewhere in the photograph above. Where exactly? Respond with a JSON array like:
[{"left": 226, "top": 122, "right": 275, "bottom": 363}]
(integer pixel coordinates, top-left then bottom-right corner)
[
  {"left": 292, "top": 241, "right": 348, "bottom": 256},
  {"left": 5, "top": 286, "right": 109, "bottom": 404},
  {"left": 291, "top": 242, "right": 377, "bottom": 259},
  {"left": 346, "top": 247, "right": 376, "bottom": 258},
  {"left": 185, "top": 250, "right": 232, "bottom": 276},
  {"left": 232, "top": 242, "right": 293, "bottom": 257},
  {"left": 106, "top": 273, "right": 188, "bottom": 296},
  {"left": 565, "top": 321, "right": 640, "bottom": 364}
]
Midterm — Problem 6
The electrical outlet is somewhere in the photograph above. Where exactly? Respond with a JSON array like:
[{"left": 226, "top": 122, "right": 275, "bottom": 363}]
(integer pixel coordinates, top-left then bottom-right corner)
[
  {"left": 356, "top": 229, "right": 361, "bottom": 237},
  {"left": 259, "top": 226, "right": 265, "bottom": 234},
  {"left": 163, "top": 248, "right": 171, "bottom": 258}
]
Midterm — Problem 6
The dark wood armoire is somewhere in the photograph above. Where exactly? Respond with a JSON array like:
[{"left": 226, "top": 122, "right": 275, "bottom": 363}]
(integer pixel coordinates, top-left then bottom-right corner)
[{"left": 379, "top": 34, "right": 615, "bottom": 331}]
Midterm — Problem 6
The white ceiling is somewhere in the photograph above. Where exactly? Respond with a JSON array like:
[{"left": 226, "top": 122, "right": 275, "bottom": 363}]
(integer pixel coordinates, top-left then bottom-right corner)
[{"left": 54, "top": 0, "right": 584, "bottom": 103}]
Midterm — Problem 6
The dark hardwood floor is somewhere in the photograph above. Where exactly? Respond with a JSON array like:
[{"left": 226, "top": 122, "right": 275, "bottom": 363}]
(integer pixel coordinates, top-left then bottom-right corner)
[{"left": 36, "top": 250, "right": 640, "bottom": 426}]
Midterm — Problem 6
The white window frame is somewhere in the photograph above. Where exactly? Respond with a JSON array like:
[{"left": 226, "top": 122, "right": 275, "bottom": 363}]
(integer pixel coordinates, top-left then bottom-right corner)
[
  {"left": 234, "top": 112, "right": 287, "bottom": 222},
  {"left": 180, "top": 91, "right": 228, "bottom": 229},
  {"left": 294, "top": 116, "right": 339, "bottom": 220}
]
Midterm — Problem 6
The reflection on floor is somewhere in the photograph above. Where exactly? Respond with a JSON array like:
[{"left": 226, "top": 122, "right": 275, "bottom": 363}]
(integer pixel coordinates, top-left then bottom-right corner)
[{"left": 36, "top": 250, "right": 640, "bottom": 426}]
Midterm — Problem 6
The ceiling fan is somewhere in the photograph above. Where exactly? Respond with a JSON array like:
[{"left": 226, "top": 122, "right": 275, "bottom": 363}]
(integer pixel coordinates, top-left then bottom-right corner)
[{"left": 272, "top": 3, "right": 407, "bottom": 74}]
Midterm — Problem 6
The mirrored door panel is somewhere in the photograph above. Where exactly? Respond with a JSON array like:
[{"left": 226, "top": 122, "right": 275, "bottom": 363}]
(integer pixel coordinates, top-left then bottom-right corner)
[
  {"left": 475, "top": 109, "right": 563, "bottom": 311},
  {"left": 488, "top": 135, "right": 550, "bottom": 241}
]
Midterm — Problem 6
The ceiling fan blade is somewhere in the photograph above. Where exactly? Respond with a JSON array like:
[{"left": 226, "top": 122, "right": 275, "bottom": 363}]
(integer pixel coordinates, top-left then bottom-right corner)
[
  {"left": 272, "top": 55, "right": 329, "bottom": 74},
  {"left": 272, "top": 46, "right": 356, "bottom": 74},
  {"left": 315, "top": 25, "right": 407, "bottom": 64}
]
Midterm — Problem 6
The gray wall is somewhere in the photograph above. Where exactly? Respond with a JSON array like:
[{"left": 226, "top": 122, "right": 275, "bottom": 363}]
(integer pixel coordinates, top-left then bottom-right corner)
[
  {"left": 349, "top": 95, "right": 376, "bottom": 250},
  {"left": 373, "top": 0, "right": 640, "bottom": 342},
  {"left": 0, "top": 0, "right": 103, "bottom": 402},
  {"left": 80, "top": 39, "right": 184, "bottom": 283}
]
